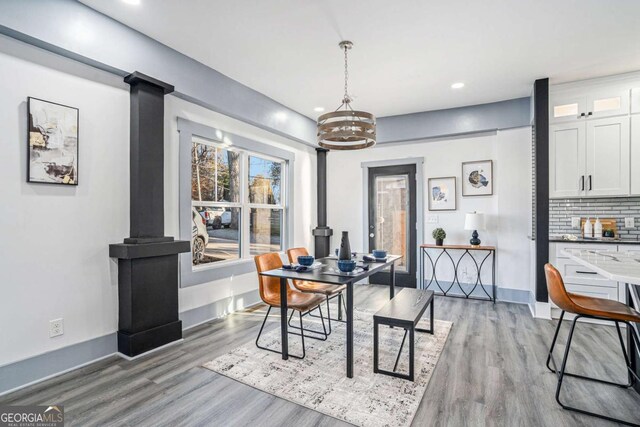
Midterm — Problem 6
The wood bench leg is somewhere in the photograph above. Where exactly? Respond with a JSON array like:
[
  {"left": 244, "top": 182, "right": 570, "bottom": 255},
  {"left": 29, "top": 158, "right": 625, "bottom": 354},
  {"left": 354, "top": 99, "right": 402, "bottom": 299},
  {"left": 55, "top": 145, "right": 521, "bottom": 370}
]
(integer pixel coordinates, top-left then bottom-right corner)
[
  {"left": 409, "top": 326, "right": 415, "bottom": 382},
  {"left": 373, "top": 318, "right": 379, "bottom": 373}
]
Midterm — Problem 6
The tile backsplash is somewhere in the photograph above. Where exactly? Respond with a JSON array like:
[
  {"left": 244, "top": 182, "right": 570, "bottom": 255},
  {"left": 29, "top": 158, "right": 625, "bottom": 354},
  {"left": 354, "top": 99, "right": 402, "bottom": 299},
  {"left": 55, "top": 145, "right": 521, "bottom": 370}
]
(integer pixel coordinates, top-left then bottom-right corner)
[{"left": 549, "top": 197, "right": 640, "bottom": 239}]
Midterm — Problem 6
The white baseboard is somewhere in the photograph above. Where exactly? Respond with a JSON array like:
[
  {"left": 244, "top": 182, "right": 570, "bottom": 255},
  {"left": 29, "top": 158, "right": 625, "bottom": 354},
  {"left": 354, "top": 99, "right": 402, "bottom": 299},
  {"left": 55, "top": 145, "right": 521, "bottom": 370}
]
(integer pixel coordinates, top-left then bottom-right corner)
[{"left": 533, "top": 302, "right": 551, "bottom": 319}]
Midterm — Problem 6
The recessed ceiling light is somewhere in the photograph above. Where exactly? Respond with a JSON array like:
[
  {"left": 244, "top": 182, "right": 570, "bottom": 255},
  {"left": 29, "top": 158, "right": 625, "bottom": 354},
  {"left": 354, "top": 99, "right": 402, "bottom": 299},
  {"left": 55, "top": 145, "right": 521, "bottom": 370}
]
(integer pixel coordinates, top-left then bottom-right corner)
[
  {"left": 122, "top": 0, "right": 141, "bottom": 5},
  {"left": 451, "top": 82, "right": 465, "bottom": 89},
  {"left": 314, "top": 107, "right": 325, "bottom": 112}
]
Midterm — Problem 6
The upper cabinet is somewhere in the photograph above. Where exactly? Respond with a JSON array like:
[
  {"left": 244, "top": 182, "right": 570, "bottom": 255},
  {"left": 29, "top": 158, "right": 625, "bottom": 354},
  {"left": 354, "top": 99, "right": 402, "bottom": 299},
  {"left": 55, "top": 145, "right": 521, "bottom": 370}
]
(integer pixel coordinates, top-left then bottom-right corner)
[
  {"left": 549, "top": 76, "right": 638, "bottom": 198},
  {"left": 550, "top": 87, "right": 629, "bottom": 123}
]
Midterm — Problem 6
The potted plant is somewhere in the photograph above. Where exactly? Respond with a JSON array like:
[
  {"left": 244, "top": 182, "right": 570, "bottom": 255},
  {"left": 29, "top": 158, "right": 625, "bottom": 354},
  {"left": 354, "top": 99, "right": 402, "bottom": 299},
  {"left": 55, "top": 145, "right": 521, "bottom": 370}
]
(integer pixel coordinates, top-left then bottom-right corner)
[{"left": 432, "top": 228, "right": 446, "bottom": 246}]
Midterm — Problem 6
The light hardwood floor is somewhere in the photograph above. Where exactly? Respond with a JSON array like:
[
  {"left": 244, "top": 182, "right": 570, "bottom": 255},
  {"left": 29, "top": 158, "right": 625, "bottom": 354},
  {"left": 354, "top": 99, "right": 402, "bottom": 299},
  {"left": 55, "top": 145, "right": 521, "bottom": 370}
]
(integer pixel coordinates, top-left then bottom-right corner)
[{"left": 2, "top": 285, "right": 639, "bottom": 426}]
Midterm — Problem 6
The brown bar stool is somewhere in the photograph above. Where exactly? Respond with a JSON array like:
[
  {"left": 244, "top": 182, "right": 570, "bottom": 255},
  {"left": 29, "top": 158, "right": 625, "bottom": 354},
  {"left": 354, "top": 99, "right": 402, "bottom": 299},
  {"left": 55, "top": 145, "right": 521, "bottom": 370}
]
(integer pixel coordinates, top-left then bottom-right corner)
[{"left": 544, "top": 263, "right": 640, "bottom": 426}]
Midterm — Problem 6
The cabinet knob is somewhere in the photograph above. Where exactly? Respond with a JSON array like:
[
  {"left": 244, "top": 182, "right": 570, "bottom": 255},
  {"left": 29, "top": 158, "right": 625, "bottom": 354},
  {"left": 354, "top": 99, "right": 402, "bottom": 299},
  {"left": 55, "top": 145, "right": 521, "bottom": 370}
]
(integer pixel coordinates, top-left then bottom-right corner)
[
  {"left": 579, "top": 112, "right": 586, "bottom": 118},
  {"left": 587, "top": 111, "right": 593, "bottom": 116}
]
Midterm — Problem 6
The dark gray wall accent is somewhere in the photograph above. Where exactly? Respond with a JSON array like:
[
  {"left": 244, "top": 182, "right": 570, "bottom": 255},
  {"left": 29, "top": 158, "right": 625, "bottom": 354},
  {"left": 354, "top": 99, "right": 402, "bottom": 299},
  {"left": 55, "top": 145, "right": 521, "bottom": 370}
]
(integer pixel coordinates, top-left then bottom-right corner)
[
  {"left": 0, "top": 333, "right": 117, "bottom": 396},
  {"left": 312, "top": 148, "right": 332, "bottom": 257},
  {"left": 533, "top": 79, "right": 549, "bottom": 303},
  {"left": 550, "top": 197, "right": 640, "bottom": 240},
  {"left": 0, "top": 0, "right": 316, "bottom": 145},
  {"left": 376, "top": 97, "right": 531, "bottom": 144},
  {"left": 177, "top": 118, "right": 295, "bottom": 287}
]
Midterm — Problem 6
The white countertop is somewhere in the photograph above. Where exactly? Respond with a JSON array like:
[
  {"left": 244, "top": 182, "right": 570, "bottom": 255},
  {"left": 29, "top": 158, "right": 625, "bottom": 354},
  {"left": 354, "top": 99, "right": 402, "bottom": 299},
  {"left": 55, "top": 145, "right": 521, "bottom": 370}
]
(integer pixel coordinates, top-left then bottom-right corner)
[{"left": 563, "top": 249, "right": 640, "bottom": 286}]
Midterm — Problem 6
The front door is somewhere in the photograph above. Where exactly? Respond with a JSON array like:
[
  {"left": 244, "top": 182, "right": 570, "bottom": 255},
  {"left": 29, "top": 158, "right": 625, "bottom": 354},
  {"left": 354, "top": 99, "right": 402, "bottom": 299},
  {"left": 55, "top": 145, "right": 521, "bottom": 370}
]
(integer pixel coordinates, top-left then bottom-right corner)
[{"left": 367, "top": 164, "right": 417, "bottom": 288}]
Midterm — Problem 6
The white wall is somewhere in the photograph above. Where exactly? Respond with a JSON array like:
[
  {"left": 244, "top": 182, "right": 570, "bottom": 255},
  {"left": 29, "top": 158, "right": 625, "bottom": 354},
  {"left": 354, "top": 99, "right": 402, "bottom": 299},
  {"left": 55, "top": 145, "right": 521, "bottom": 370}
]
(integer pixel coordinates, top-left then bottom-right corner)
[
  {"left": 0, "top": 38, "right": 129, "bottom": 366},
  {"left": 164, "top": 96, "right": 317, "bottom": 315},
  {"left": 0, "top": 36, "right": 317, "bottom": 369},
  {"left": 326, "top": 128, "right": 532, "bottom": 294}
]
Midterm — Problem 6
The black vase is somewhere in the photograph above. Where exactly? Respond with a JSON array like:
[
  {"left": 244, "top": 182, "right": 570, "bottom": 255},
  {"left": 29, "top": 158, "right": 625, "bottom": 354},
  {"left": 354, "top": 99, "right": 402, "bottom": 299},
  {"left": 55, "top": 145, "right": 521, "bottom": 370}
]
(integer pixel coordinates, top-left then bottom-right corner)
[
  {"left": 338, "top": 231, "right": 351, "bottom": 260},
  {"left": 436, "top": 238, "right": 443, "bottom": 246}
]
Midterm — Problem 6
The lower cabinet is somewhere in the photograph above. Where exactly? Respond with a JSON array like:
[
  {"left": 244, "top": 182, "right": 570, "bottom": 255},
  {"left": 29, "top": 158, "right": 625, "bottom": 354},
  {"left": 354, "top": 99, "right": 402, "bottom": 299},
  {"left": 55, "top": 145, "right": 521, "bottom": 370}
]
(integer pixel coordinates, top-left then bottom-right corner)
[{"left": 549, "top": 242, "right": 620, "bottom": 323}]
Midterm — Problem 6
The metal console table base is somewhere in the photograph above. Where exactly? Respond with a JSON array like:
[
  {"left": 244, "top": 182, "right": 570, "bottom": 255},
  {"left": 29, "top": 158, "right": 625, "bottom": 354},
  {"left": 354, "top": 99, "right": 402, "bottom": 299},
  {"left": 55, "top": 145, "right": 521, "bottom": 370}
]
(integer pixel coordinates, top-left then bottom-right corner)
[{"left": 420, "top": 244, "right": 496, "bottom": 303}]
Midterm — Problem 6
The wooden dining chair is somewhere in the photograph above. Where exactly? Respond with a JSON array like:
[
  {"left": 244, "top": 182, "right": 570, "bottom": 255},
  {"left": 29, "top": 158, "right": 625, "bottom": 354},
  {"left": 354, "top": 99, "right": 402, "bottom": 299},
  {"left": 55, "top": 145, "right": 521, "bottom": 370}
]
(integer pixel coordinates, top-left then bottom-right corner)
[
  {"left": 544, "top": 263, "right": 640, "bottom": 426},
  {"left": 287, "top": 247, "right": 347, "bottom": 334},
  {"left": 254, "top": 252, "right": 327, "bottom": 359}
]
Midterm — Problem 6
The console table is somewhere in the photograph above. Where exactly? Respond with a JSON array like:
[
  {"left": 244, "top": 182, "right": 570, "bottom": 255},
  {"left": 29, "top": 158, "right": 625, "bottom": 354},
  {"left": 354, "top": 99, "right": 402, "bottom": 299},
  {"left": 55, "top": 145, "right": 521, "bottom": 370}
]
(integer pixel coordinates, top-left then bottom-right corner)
[{"left": 420, "top": 244, "right": 496, "bottom": 302}]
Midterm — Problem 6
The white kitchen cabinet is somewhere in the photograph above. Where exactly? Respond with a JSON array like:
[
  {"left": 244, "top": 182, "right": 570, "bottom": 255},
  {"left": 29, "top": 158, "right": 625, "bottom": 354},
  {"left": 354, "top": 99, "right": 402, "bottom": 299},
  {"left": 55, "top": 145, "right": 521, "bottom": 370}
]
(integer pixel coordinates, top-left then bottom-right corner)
[
  {"left": 586, "top": 87, "right": 630, "bottom": 119},
  {"left": 549, "top": 122, "right": 586, "bottom": 198},
  {"left": 632, "top": 115, "right": 640, "bottom": 195},
  {"left": 585, "top": 116, "right": 630, "bottom": 196},
  {"left": 550, "top": 92, "right": 587, "bottom": 123},
  {"left": 631, "top": 87, "right": 640, "bottom": 114},
  {"left": 549, "top": 117, "right": 629, "bottom": 198}
]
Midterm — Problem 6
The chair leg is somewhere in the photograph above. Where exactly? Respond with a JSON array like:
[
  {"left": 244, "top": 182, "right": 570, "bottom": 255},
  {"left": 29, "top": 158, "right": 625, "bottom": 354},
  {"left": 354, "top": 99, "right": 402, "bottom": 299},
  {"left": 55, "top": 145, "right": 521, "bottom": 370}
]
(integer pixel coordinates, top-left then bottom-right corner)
[
  {"left": 338, "top": 293, "right": 343, "bottom": 321},
  {"left": 552, "top": 316, "right": 640, "bottom": 427},
  {"left": 255, "top": 306, "right": 305, "bottom": 359},
  {"left": 287, "top": 305, "right": 329, "bottom": 341},
  {"left": 307, "top": 293, "right": 346, "bottom": 326},
  {"left": 546, "top": 310, "right": 565, "bottom": 373}
]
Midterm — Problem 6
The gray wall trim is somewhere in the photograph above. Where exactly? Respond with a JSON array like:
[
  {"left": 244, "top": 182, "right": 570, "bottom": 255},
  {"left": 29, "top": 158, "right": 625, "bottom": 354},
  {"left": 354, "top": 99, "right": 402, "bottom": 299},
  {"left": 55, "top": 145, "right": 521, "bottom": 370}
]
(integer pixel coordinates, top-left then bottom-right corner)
[
  {"left": 361, "top": 157, "right": 424, "bottom": 282},
  {"left": 0, "top": 0, "right": 316, "bottom": 145},
  {"left": 376, "top": 97, "right": 531, "bottom": 144},
  {"left": 0, "top": 333, "right": 117, "bottom": 396},
  {"left": 181, "top": 289, "right": 261, "bottom": 330},
  {"left": 177, "top": 117, "right": 295, "bottom": 288},
  {"left": 497, "top": 287, "right": 532, "bottom": 305}
]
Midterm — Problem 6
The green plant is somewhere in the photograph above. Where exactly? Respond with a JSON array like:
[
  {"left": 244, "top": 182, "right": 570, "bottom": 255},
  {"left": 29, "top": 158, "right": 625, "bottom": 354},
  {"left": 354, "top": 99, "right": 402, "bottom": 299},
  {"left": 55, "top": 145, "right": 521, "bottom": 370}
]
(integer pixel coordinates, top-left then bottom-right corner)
[{"left": 432, "top": 228, "right": 446, "bottom": 240}]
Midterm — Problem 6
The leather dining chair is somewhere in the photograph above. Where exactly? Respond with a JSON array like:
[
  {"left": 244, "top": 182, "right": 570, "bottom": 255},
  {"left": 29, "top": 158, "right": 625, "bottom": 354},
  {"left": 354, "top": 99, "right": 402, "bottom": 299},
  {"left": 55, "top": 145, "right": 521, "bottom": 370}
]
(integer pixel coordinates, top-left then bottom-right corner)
[
  {"left": 544, "top": 263, "right": 640, "bottom": 426},
  {"left": 254, "top": 252, "right": 327, "bottom": 359},
  {"left": 287, "top": 247, "right": 347, "bottom": 334}
]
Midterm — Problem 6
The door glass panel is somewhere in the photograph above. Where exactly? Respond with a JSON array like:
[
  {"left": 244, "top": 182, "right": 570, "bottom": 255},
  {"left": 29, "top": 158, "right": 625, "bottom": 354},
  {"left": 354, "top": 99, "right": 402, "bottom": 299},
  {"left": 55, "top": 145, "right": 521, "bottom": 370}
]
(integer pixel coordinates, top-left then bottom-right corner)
[
  {"left": 553, "top": 103, "right": 578, "bottom": 118},
  {"left": 374, "top": 175, "right": 408, "bottom": 271},
  {"left": 593, "top": 97, "right": 621, "bottom": 113}
]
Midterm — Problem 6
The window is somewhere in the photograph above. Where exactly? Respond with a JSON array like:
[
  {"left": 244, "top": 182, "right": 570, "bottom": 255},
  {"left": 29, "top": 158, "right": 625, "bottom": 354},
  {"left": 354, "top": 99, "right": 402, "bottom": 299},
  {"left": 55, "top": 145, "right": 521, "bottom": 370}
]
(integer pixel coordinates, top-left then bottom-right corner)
[{"left": 190, "top": 137, "right": 286, "bottom": 268}]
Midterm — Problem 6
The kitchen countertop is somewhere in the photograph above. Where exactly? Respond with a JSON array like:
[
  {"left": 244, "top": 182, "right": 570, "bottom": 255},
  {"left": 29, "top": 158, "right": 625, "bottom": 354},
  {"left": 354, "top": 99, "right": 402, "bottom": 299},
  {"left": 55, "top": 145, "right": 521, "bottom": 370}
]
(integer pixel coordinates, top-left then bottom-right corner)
[{"left": 550, "top": 237, "right": 640, "bottom": 245}]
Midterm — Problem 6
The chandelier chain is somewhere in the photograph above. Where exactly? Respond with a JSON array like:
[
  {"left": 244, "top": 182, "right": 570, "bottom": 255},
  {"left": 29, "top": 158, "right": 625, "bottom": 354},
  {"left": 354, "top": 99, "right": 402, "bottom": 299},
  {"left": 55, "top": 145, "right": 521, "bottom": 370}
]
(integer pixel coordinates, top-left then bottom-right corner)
[{"left": 343, "top": 44, "right": 349, "bottom": 103}]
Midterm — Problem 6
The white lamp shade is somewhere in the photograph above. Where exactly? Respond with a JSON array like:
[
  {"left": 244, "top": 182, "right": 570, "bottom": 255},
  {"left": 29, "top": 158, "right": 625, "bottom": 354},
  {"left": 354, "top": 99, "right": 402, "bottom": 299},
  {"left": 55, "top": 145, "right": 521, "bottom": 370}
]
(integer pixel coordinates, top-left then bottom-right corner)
[{"left": 464, "top": 212, "right": 485, "bottom": 231}]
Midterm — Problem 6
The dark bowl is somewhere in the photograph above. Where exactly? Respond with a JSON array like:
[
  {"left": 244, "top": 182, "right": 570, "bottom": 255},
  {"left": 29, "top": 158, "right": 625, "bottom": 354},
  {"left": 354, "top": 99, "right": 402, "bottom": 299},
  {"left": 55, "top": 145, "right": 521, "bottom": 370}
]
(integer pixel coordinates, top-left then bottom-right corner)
[
  {"left": 297, "top": 255, "right": 315, "bottom": 266},
  {"left": 337, "top": 259, "right": 357, "bottom": 272},
  {"left": 372, "top": 249, "right": 387, "bottom": 259}
]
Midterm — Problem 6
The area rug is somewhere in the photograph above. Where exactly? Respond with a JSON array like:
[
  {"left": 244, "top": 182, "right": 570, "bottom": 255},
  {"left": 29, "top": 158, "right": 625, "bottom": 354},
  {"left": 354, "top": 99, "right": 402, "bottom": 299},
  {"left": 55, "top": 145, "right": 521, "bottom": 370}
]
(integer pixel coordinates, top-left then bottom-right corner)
[{"left": 203, "top": 307, "right": 452, "bottom": 427}]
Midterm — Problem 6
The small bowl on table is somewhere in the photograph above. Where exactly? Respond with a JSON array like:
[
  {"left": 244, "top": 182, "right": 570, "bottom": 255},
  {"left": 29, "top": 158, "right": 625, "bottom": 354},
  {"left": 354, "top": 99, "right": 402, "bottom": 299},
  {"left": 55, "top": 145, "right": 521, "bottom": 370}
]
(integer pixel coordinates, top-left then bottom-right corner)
[
  {"left": 337, "top": 259, "right": 357, "bottom": 273},
  {"left": 297, "top": 255, "right": 315, "bottom": 266},
  {"left": 372, "top": 250, "right": 387, "bottom": 259}
]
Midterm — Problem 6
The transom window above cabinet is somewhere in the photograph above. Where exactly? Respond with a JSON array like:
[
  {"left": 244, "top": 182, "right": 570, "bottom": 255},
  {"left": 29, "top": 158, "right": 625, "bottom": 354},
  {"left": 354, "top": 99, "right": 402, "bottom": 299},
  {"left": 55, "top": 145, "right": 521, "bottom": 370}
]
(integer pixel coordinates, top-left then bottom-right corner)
[{"left": 550, "top": 87, "right": 629, "bottom": 123}]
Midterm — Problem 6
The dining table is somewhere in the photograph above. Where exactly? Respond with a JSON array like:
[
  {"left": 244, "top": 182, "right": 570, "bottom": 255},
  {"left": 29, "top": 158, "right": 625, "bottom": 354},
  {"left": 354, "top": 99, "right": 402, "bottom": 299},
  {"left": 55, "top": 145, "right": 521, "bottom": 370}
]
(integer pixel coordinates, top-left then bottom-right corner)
[
  {"left": 259, "top": 254, "right": 402, "bottom": 378},
  {"left": 563, "top": 249, "right": 640, "bottom": 394}
]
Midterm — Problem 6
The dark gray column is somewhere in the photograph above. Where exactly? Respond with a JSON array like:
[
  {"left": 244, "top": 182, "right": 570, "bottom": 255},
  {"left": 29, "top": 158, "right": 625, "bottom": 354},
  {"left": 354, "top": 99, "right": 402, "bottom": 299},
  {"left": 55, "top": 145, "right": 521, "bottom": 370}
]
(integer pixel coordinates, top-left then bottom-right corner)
[
  {"left": 110, "top": 72, "right": 189, "bottom": 357},
  {"left": 533, "top": 78, "right": 550, "bottom": 303},
  {"left": 312, "top": 148, "right": 332, "bottom": 257}
]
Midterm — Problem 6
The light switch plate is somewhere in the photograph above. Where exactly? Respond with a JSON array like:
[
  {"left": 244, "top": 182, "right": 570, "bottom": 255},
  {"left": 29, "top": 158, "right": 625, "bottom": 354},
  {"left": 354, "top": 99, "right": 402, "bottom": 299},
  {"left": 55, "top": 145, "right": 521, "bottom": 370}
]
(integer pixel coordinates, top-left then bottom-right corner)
[
  {"left": 571, "top": 217, "right": 581, "bottom": 228},
  {"left": 427, "top": 215, "right": 439, "bottom": 224},
  {"left": 625, "top": 217, "right": 635, "bottom": 228}
]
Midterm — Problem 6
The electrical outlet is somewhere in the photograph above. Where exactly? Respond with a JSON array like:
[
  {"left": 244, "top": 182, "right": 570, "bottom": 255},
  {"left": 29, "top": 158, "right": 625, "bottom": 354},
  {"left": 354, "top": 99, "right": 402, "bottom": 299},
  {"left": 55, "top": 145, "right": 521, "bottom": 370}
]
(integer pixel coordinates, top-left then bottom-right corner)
[
  {"left": 49, "top": 318, "right": 63, "bottom": 338},
  {"left": 427, "top": 215, "right": 439, "bottom": 224},
  {"left": 571, "top": 217, "right": 581, "bottom": 228},
  {"left": 625, "top": 217, "right": 635, "bottom": 228}
]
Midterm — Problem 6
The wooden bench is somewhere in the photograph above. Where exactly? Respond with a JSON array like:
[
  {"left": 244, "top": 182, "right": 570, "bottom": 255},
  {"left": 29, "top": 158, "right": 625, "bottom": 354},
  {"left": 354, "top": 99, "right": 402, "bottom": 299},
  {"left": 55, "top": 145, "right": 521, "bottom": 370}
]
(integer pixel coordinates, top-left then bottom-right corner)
[{"left": 373, "top": 289, "right": 435, "bottom": 381}]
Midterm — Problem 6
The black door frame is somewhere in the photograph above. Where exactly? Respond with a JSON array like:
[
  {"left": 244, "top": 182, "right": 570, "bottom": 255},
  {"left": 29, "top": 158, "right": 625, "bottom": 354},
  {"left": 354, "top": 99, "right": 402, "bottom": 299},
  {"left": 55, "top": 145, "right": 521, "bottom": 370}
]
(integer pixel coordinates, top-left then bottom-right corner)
[{"left": 367, "top": 164, "right": 417, "bottom": 288}]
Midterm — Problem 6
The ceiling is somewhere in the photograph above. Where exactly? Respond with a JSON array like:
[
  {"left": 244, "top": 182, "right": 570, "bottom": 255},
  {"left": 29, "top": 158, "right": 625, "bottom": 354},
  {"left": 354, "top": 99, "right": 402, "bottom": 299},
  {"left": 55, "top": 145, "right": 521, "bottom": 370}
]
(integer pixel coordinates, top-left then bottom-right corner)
[{"left": 81, "top": 0, "right": 640, "bottom": 119}]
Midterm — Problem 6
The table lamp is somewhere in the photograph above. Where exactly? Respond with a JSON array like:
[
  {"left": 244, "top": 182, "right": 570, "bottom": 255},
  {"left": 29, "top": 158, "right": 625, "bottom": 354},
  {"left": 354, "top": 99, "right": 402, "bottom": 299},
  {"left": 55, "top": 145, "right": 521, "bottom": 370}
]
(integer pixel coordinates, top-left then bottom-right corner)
[{"left": 464, "top": 212, "right": 485, "bottom": 246}]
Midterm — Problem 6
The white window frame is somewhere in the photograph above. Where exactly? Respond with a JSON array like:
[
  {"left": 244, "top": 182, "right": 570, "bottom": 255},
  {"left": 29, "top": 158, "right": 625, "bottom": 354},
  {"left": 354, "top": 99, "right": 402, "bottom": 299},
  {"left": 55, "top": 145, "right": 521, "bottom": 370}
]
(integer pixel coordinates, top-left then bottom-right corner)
[{"left": 178, "top": 118, "right": 294, "bottom": 287}]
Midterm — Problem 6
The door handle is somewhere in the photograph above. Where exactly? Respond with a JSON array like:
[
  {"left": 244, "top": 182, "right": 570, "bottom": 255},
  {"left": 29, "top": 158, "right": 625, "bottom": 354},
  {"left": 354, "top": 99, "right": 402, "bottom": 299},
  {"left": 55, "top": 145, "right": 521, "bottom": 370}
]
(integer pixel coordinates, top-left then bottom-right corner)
[
  {"left": 580, "top": 175, "right": 585, "bottom": 191},
  {"left": 576, "top": 270, "right": 598, "bottom": 275},
  {"left": 588, "top": 175, "right": 592, "bottom": 191}
]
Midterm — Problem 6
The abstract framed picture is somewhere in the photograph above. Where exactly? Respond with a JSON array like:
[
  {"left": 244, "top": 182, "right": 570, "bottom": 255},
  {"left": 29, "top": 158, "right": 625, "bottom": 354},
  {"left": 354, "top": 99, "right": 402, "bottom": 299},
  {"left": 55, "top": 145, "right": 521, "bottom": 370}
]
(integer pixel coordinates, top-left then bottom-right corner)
[
  {"left": 27, "top": 97, "right": 79, "bottom": 185},
  {"left": 428, "top": 176, "right": 456, "bottom": 211},
  {"left": 462, "top": 160, "right": 493, "bottom": 196}
]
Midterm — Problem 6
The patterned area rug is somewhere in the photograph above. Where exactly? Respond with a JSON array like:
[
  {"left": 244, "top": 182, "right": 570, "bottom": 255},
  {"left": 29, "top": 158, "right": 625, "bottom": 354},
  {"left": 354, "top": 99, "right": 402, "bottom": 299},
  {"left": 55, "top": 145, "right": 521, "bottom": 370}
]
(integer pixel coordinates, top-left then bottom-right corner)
[{"left": 203, "top": 307, "right": 452, "bottom": 427}]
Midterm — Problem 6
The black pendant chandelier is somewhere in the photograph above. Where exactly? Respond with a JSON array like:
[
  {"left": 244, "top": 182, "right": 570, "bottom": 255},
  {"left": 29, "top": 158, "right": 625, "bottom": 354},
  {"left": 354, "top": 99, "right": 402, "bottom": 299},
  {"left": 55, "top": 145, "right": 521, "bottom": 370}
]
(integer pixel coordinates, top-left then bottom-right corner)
[{"left": 317, "top": 41, "right": 376, "bottom": 150}]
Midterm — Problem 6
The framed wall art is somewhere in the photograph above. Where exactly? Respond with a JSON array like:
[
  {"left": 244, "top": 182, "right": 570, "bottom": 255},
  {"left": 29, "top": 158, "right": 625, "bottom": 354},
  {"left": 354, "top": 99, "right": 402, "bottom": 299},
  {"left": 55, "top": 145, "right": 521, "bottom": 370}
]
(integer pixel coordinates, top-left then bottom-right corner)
[
  {"left": 428, "top": 176, "right": 456, "bottom": 211},
  {"left": 27, "top": 97, "right": 79, "bottom": 185},
  {"left": 462, "top": 160, "right": 492, "bottom": 196}
]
